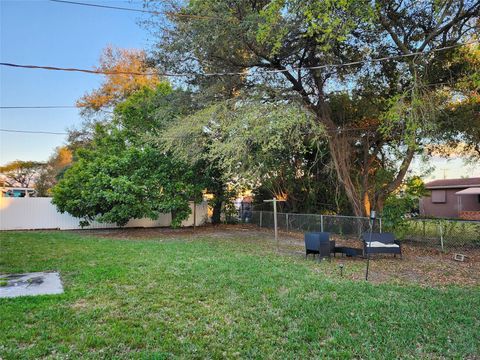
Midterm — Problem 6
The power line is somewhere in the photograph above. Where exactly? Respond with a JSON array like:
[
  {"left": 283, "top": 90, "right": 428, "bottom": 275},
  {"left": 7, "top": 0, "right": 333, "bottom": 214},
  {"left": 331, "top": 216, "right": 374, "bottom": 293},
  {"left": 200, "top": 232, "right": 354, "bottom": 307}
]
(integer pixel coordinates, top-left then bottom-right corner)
[
  {"left": 0, "top": 123, "right": 405, "bottom": 137},
  {"left": 0, "top": 80, "right": 460, "bottom": 110},
  {"left": 0, "top": 129, "right": 68, "bottom": 135},
  {"left": 49, "top": 0, "right": 161, "bottom": 15},
  {"left": 0, "top": 106, "right": 77, "bottom": 109},
  {"left": 0, "top": 62, "right": 157, "bottom": 76},
  {"left": 1, "top": 41, "right": 476, "bottom": 78},
  {"left": 49, "top": 0, "right": 218, "bottom": 20}
]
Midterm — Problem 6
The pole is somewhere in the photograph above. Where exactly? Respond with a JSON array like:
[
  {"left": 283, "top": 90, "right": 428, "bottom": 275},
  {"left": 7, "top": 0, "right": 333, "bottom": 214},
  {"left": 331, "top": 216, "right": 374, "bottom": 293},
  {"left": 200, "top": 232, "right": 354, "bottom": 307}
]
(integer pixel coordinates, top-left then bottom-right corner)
[
  {"left": 273, "top": 199, "right": 278, "bottom": 251},
  {"left": 439, "top": 222, "right": 444, "bottom": 252},
  {"left": 320, "top": 215, "right": 324, "bottom": 232},
  {"left": 259, "top": 211, "right": 263, "bottom": 228},
  {"left": 365, "top": 210, "right": 376, "bottom": 281},
  {"left": 264, "top": 198, "right": 285, "bottom": 252},
  {"left": 286, "top": 213, "right": 289, "bottom": 233}
]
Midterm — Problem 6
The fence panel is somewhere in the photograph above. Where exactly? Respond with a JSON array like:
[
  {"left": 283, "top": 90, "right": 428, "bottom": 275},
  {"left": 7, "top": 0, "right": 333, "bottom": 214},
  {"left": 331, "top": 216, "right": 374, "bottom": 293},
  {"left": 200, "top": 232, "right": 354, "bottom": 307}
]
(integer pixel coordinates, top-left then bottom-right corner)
[
  {"left": 323, "top": 215, "right": 380, "bottom": 237},
  {"left": 0, "top": 197, "right": 207, "bottom": 230},
  {"left": 251, "top": 210, "right": 479, "bottom": 251},
  {"left": 403, "top": 219, "right": 480, "bottom": 250},
  {"left": 252, "top": 211, "right": 380, "bottom": 238},
  {"left": 283, "top": 213, "right": 323, "bottom": 233}
]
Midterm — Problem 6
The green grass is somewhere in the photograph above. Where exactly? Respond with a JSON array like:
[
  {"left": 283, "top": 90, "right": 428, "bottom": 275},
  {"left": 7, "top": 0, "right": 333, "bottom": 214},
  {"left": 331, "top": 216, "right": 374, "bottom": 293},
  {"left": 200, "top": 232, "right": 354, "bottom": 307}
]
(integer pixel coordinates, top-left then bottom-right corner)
[{"left": 0, "top": 231, "right": 479, "bottom": 359}]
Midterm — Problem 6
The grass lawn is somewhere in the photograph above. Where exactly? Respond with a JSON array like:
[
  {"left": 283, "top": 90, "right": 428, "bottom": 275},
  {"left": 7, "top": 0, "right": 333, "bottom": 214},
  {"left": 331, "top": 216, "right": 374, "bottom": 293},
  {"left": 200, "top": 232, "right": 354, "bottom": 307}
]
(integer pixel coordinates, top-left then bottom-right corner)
[{"left": 1, "top": 231, "right": 479, "bottom": 359}]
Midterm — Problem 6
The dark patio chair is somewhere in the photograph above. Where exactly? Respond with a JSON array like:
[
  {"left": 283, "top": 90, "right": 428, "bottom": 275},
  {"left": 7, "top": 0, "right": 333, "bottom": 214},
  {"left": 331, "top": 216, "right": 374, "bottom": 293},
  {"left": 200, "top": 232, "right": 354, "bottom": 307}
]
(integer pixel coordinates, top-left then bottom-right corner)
[
  {"left": 304, "top": 232, "right": 332, "bottom": 259},
  {"left": 362, "top": 232, "right": 402, "bottom": 258}
]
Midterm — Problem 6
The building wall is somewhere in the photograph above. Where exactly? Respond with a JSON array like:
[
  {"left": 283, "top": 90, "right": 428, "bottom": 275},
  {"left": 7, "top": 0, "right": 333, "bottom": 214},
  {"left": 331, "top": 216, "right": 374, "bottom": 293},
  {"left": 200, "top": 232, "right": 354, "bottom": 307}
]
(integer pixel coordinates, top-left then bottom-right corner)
[
  {"left": 0, "top": 197, "right": 208, "bottom": 230},
  {"left": 420, "top": 189, "right": 480, "bottom": 218}
]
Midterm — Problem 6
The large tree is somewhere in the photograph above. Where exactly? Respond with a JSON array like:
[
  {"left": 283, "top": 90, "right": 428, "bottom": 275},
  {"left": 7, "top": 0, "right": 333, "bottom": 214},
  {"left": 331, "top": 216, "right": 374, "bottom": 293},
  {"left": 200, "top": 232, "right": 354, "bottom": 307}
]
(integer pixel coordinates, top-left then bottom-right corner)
[
  {"left": 68, "top": 46, "right": 164, "bottom": 151},
  {"left": 123, "top": 85, "right": 234, "bottom": 222},
  {"left": 0, "top": 160, "right": 45, "bottom": 188},
  {"left": 52, "top": 127, "right": 201, "bottom": 227},
  {"left": 77, "top": 46, "right": 162, "bottom": 114},
  {"left": 53, "top": 84, "right": 206, "bottom": 227},
  {"left": 147, "top": 0, "right": 479, "bottom": 216},
  {"left": 161, "top": 98, "right": 350, "bottom": 213},
  {"left": 35, "top": 146, "right": 73, "bottom": 197}
]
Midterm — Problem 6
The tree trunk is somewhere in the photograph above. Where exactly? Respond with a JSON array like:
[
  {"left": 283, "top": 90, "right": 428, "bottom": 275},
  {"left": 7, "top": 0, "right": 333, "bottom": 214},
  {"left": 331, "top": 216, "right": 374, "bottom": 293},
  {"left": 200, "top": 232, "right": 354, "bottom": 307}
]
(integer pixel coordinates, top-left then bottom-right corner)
[
  {"left": 376, "top": 196, "right": 385, "bottom": 214},
  {"left": 211, "top": 198, "right": 223, "bottom": 224},
  {"left": 375, "top": 145, "right": 416, "bottom": 214},
  {"left": 327, "top": 134, "right": 366, "bottom": 217},
  {"left": 363, "top": 191, "right": 371, "bottom": 216}
]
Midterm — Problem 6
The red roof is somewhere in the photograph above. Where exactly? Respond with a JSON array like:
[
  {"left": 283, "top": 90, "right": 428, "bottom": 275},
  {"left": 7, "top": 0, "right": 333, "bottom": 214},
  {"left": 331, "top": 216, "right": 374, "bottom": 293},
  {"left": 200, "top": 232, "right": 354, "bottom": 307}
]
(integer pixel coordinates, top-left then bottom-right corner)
[{"left": 425, "top": 177, "right": 480, "bottom": 189}]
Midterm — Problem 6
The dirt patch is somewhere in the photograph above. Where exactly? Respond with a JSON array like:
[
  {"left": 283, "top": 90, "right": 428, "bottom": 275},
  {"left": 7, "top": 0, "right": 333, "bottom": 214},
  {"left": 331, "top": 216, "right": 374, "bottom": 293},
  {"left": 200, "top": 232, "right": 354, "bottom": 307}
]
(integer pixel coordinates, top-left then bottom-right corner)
[
  {"left": 73, "top": 224, "right": 260, "bottom": 240},
  {"left": 367, "top": 244, "right": 480, "bottom": 286},
  {"left": 72, "top": 224, "right": 480, "bottom": 287}
]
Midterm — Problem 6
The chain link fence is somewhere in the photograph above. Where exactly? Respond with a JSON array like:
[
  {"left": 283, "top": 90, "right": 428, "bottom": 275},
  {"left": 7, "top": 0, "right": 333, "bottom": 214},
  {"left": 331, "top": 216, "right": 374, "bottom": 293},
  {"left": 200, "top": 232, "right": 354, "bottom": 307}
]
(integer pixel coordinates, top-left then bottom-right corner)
[
  {"left": 248, "top": 211, "right": 479, "bottom": 253},
  {"left": 251, "top": 211, "right": 381, "bottom": 238},
  {"left": 402, "top": 218, "right": 480, "bottom": 250}
]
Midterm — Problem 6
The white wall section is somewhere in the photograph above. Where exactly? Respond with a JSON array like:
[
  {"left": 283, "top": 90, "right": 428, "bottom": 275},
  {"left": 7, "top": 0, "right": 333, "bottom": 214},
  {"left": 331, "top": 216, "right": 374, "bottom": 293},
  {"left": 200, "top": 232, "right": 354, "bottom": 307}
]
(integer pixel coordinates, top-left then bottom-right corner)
[{"left": 0, "top": 197, "right": 207, "bottom": 230}]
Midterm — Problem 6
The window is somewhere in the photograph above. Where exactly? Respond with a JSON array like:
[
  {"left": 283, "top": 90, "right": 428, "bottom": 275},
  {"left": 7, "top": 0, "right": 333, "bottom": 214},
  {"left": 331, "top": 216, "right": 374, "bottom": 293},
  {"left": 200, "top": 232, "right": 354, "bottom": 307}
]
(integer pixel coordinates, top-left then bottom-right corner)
[{"left": 431, "top": 190, "right": 446, "bottom": 203}]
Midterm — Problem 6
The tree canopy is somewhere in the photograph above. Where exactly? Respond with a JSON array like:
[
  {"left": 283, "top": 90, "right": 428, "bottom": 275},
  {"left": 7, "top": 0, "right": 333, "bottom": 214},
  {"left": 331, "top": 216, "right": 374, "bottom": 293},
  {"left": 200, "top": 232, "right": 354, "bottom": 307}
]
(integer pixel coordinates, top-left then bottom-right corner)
[
  {"left": 45, "top": 2, "right": 480, "bottom": 226},
  {"left": 77, "top": 46, "right": 162, "bottom": 114},
  {"left": 161, "top": 97, "right": 349, "bottom": 213},
  {"left": 35, "top": 147, "right": 73, "bottom": 197},
  {"left": 52, "top": 131, "right": 198, "bottom": 227},
  {"left": 0, "top": 160, "right": 45, "bottom": 188},
  {"left": 147, "top": 0, "right": 480, "bottom": 216},
  {"left": 53, "top": 85, "right": 204, "bottom": 227}
]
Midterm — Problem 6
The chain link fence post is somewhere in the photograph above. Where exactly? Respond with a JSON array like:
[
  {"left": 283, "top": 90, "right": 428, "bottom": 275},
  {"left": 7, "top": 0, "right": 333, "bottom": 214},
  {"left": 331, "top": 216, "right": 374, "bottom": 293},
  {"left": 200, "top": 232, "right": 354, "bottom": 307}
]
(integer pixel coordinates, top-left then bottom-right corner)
[
  {"left": 259, "top": 211, "right": 262, "bottom": 228},
  {"left": 438, "top": 221, "right": 444, "bottom": 252},
  {"left": 320, "top": 215, "right": 324, "bottom": 232},
  {"left": 286, "top": 213, "right": 289, "bottom": 233}
]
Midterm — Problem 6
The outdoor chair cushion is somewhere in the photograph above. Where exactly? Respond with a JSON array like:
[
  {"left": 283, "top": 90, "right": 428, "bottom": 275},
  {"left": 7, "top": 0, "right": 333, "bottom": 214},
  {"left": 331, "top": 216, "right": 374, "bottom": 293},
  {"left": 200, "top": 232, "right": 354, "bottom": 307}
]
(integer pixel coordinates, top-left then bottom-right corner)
[{"left": 368, "top": 241, "right": 399, "bottom": 248}]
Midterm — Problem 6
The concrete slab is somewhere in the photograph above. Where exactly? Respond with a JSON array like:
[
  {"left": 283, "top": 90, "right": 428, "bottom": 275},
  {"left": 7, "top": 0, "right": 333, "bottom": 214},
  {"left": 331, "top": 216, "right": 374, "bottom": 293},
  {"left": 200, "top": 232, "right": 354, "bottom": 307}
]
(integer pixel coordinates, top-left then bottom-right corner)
[{"left": 0, "top": 271, "right": 64, "bottom": 298}]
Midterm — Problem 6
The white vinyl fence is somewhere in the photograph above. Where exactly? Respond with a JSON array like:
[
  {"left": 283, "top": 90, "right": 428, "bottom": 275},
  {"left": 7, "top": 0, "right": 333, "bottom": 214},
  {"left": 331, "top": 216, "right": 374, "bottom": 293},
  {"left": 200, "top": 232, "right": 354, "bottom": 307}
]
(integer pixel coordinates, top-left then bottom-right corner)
[{"left": 0, "top": 197, "right": 208, "bottom": 230}]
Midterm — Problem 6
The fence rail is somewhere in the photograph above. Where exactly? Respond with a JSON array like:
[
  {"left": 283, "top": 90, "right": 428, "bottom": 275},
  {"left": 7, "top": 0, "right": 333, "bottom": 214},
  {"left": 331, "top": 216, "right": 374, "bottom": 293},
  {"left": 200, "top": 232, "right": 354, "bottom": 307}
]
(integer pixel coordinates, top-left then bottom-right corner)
[{"left": 249, "top": 211, "right": 480, "bottom": 251}]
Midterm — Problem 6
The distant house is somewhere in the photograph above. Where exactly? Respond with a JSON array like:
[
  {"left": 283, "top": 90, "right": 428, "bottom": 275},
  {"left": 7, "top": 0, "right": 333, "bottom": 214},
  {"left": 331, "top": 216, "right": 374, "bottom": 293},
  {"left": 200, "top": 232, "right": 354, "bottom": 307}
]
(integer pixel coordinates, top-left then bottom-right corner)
[
  {"left": 1, "top": 187, "right": 37, "bottom": 198},
  {"left": 420, "top": 177, "right": 480, "bottom": 220}
]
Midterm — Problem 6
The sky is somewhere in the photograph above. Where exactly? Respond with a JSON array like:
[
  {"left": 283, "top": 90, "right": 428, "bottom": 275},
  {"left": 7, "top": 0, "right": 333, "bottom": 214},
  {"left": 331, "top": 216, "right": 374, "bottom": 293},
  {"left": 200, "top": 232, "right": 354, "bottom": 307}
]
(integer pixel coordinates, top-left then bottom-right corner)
[
  {"left": 0, "top": 0, "right": 149, "bottom": 163},
  {"left": 1, "top": 0, "right": 479, "bottom": 181}
]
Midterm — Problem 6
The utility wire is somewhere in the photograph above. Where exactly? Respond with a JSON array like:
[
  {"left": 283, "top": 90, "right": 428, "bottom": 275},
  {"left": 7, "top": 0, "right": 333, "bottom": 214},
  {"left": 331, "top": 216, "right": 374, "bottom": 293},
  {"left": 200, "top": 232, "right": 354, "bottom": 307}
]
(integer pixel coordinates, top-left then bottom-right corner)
[
  {"left": 0, "top": 81, "right": 462, "bottom": 111},
  {"left": 0, "top": 129, "right": 68, "bottom": 135},
  {"left": 0, "top": 106, "right": 77, "bottom": 109},
  {"left": 0, "top": 78, "right": 460, "bottom": 115},
  {"left": 1, "top": 40, "right": 476, "bottom": 78},
  {"left": 0, "top": 62, "right": 158, "bottom": 76},
  {"left": 0, "top": 123, "right": 411, "bottom": 136},
  {"left": 49, "top": 0, "right": 218, "bottom": 20}
]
